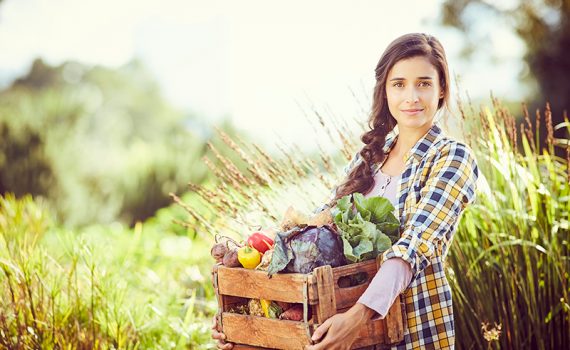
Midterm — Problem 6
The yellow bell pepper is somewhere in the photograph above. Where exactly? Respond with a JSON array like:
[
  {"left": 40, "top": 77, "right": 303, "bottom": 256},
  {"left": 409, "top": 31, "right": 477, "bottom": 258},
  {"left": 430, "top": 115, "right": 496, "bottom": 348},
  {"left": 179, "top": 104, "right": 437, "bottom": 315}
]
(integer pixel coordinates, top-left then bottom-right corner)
[{"left": 237, "top": 246, "right": 262, "bottom": 269}]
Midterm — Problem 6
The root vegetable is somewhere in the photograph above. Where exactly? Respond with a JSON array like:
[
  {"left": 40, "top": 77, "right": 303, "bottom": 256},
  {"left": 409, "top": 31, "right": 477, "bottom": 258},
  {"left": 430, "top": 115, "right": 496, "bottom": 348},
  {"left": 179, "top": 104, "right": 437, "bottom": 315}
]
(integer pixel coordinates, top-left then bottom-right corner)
[
  {"left": 307, "top": 208, "right": 333, "bottom": 227},
  {"left": 276, "top": 301, "right": 292, "bottom": 311},
  {"left": 255, "top": 249, "right": 273, "bottom": 271},
  {"left": 222, "top": 248, "right": 242, "bottom": 267},
  {"left": 211, "top": 243, "right": 228, "bottom": 263},
  {"left": 279, "top": 304, "right": 304, "bottom": 321},
  {"left": 280, "top": 206, "right": 310, "bottom": 231}
]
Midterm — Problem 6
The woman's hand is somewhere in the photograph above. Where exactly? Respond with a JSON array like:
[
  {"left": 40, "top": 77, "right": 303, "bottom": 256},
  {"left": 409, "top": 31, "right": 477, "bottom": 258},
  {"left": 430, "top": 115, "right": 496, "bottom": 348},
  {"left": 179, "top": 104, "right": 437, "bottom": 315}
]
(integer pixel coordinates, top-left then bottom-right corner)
[
  {"left": 305, "top": 303, "right": 375, "bottom": 350},
  {"left": 211, "top": 315, "right": 234, "bottom": 349}
]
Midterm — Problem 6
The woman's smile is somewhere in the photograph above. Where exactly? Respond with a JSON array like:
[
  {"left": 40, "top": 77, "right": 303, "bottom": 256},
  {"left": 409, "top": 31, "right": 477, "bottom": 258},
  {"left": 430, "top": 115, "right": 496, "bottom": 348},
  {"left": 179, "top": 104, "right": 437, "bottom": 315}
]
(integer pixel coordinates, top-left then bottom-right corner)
[{"left": 401, "top": 108, "right": 424, "bottom": 116}]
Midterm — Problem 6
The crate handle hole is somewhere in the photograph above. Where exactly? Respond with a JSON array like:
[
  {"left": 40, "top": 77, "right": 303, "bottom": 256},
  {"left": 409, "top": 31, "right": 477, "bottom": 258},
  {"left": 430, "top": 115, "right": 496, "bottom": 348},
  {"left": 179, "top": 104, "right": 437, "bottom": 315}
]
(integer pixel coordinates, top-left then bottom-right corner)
[{"left": 337, "top": 272, "right": 369, "bottom": 288}]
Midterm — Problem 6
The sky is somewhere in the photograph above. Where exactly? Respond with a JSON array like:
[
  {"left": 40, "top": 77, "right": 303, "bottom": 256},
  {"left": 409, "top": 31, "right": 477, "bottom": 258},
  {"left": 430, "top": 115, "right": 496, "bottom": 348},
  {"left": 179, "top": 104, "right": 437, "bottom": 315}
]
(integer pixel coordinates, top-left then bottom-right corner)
[{"left": 0, "top": 0, "right": 527, "bottom": 152}]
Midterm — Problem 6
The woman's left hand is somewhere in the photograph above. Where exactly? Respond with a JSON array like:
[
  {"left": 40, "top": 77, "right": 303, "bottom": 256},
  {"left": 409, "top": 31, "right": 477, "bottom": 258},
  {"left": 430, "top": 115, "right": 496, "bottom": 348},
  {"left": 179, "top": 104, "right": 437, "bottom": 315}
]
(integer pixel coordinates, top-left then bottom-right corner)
[{"left": 305, "top": 303, "right": 374, "bottom": 350}]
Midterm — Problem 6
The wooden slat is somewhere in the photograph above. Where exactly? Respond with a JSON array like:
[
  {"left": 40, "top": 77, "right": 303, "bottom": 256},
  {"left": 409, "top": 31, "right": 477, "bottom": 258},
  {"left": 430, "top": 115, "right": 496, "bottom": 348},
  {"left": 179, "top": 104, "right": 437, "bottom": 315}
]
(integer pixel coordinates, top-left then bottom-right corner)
[
  {"left": 383, "top": 300, "right": 405, "bottom": 344},
  {"left": 333, "top": 260, "right": 378, "bottom": 310},
  {"left": 232, "top": 345, "right": 269, "bottom": 350},
  {"left": 376, "top": 255, "right": 405, "bottom": 345},
  {"left": 335, "top": 284, "right": 370, "bottom": 310},
  {"left": 351, "top": 318, "right": 384, "bottom": 349},
  {"left": 222, "top": 313, "right": 311, "bottom": 349},
  {"left": 212, "top": 264, "right": 225, "bottom": 322},
  {"left": 307, "top": 275, "right": 319, "bottom": 304},
  {"left": 332, "top": 260, "right": 377, "bottom": 279},
  {"left": 313, "top": 265, "right": 336, "bottom": 323},
  {"left": 217, "top": 266, "right": 312, "bottom": 303},
  {"left": 308, "top": 317, "right": 385, "bottom": 349}
]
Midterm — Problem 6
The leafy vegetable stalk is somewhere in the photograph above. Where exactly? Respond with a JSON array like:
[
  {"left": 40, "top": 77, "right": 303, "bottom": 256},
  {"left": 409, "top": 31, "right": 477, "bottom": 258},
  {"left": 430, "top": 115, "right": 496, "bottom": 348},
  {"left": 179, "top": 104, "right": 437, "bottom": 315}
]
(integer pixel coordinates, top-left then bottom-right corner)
[{"left": 331, "top": 193, "right": 400, "bottom": 263}]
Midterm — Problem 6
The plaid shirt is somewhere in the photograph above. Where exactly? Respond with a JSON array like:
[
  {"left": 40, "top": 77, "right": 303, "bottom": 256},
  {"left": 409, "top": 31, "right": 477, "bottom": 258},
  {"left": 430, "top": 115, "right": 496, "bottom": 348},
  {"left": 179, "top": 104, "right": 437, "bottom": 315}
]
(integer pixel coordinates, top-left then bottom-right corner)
[{"left": 315, "top": 123, "right": 479, "bottom": 349}]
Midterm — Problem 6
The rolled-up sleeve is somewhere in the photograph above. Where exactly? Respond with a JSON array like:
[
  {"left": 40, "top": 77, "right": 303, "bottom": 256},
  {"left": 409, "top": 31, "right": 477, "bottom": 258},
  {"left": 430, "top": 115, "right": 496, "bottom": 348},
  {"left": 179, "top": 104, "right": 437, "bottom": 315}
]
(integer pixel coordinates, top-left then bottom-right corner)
[{"left": 381, "top": 142, "right": 479, "bottom": 284}]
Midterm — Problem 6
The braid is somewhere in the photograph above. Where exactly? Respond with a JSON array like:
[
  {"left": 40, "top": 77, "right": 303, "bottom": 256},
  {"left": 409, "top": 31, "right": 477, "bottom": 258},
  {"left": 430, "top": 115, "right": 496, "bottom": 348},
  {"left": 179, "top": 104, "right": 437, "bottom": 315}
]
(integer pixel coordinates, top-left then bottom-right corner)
[{"left": 330, "top": 118, "right": 395, "bottom": 207}]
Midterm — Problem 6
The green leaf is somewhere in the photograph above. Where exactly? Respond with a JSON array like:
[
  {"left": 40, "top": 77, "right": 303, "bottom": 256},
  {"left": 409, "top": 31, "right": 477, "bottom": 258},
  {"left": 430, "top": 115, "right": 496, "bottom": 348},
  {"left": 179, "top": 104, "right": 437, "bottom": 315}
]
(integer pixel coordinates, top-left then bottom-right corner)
[
  {"left": 337, "top": 195, "right": 352, "bottom": 212},
  {"left": 364, "top": 197, "right": 395, "bottom": 223},
  {"left": 375, "top": 233, "right": 392, "bottom": 253},
  {"left": 342, "top": 237, "right": 357, "bottom": 263},
  {"left": 352, "top": 193, "right": 372, "bottom": 221},
  {"left": 353, "top": 239, "right": 374, "bottom": 260}
]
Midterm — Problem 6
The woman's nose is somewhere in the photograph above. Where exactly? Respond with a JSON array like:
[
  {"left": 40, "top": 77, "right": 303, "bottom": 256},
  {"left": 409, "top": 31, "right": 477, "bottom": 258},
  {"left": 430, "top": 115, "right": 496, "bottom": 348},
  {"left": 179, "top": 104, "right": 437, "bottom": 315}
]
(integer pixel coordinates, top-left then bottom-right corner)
[{"left": 405, "top": 87, "right": 419, "bottom": 103}]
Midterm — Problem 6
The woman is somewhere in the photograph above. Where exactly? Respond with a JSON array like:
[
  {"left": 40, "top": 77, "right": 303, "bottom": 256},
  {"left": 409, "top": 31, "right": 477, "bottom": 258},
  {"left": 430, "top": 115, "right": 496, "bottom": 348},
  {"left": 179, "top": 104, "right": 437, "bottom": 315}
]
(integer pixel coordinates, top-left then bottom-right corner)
[{"left": 212, "top": 32, "right": 479, "bottom": 350}]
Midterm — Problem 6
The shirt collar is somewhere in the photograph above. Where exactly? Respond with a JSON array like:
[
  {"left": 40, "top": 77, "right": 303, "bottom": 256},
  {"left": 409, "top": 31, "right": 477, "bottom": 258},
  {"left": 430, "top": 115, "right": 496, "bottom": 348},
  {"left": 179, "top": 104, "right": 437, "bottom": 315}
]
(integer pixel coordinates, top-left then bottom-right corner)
[{"left": 382, "top": 123, "right": 443, "bottom": 163}]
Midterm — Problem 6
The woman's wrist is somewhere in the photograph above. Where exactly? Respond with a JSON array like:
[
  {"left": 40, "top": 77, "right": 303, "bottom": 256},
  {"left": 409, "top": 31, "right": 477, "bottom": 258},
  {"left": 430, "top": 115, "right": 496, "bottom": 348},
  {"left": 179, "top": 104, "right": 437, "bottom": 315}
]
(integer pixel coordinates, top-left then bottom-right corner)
[{"left": 348, "top": 302, "right": 377, "bottom": 325}]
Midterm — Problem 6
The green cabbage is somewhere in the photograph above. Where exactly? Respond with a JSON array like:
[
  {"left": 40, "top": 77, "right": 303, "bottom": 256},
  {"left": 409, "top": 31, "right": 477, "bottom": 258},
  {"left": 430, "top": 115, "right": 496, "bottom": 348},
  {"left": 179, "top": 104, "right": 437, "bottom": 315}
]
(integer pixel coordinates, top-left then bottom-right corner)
[{"left": 331, "top": 193, "right": 400, "bottom": 263}]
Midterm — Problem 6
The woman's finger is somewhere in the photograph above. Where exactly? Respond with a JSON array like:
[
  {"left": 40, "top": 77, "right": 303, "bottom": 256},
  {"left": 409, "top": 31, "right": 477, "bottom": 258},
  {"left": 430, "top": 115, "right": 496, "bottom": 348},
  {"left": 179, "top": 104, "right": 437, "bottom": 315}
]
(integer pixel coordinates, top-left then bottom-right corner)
[
  {"left": 212, "top": 329, "right": 226, "bottom": 340},
  {"left": 217, "top": 340, "right": 233, "bottom": 349},
  {"left": 311, "top": 317, "right": 333, "bottom": 342}
]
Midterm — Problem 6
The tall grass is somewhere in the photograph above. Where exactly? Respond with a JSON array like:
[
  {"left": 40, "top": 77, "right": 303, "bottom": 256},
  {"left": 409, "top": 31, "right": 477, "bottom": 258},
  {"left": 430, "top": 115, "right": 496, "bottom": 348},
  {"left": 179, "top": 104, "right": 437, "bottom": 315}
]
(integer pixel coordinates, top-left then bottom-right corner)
[
  {"left": 0, "top": 193, "right": 217, "bottom": 349},
  {"left": 448, "top": 99, "right": 569, "bottom": 349}
]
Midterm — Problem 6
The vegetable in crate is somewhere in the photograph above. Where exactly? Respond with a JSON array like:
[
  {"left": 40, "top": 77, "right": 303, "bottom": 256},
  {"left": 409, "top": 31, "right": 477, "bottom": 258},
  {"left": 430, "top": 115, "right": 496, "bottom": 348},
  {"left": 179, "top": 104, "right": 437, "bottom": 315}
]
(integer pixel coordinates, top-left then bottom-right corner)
[
  {"left": 280, "top": 206, "right": 333, "bottom": 230},
  {"left": 248, "top": 299, "right": 264, "bottom": 317},
  {"left": 279, "top": 304, "right": 305, "bottom": 321},
  {"left": 222, "top": 248, "right": 242, "bottom": 267},
  {"left": 260, "top": 299, "right": 283, "bottom": 318},
  {"left": 210, "top": 243, "right": 228, "bottom": 263},
  {"left": 280, "top": 206, "right": 310, "bottom": 230},
  {"left": 247, "top": 232, "right": 274, "bottom": 254},
  {"left": 332, "top": 192, "right": 400, "bottom": 263},
  {"left": 267, "top": 225, "right": 346, "bottom": 276},
  {"left": 211, "top": 235, "right": 242, "bottom": 267},
  {"left": 255, "top": 248, "right": 273, "bottom": 271},
  {"left": 237, "top": 245, "right": 262, "bottom": 269}
]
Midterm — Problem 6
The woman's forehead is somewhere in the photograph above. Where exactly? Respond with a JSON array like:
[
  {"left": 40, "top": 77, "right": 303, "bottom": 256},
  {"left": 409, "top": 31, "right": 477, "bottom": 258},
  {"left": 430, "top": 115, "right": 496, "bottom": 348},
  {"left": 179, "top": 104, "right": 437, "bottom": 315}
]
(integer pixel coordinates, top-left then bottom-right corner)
[{"left": 387, "top": 56, "right": 438, "bottom": 79}]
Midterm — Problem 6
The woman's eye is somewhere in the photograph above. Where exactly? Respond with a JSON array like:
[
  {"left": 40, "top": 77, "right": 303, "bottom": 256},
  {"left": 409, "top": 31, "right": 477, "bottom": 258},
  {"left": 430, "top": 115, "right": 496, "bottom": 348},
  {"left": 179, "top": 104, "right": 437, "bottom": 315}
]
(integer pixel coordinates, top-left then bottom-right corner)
[
  {"left": 393, "top": 82, "right": 404, "bottom": 87},
  {"left": 419, "top": 81, "right": 432, "bottom": 87}
]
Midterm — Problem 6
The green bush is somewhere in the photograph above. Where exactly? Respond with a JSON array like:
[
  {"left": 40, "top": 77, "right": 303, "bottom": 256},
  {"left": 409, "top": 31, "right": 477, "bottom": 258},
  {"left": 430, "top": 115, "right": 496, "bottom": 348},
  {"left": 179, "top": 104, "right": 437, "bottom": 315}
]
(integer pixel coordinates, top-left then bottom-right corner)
[{"left": 0, "top": 193, "right": 217, "bottom": 349}]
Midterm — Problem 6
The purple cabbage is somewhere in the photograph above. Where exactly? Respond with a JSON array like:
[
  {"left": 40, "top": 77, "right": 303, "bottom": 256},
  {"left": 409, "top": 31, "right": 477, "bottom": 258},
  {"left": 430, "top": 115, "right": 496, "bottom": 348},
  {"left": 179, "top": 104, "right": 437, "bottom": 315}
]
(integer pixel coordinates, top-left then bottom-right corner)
[{"left": 267, "top": 225, "right": 346, "bottom": 276}]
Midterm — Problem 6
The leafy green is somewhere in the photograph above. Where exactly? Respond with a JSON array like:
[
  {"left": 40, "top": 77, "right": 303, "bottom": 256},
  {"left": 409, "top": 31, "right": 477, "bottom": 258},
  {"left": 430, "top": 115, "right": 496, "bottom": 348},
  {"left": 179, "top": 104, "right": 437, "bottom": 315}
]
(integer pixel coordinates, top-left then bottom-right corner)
[{"left": 331, "top": 193, "right": 400, "bottom": 263}]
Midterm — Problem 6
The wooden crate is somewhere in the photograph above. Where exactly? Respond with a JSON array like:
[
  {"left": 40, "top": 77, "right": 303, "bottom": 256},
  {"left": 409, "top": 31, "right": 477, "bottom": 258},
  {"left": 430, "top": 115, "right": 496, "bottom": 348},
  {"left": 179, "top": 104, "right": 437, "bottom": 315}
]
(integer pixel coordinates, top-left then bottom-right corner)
[{"left": 211, "top": 255, "right": 406, "bottom": 350}]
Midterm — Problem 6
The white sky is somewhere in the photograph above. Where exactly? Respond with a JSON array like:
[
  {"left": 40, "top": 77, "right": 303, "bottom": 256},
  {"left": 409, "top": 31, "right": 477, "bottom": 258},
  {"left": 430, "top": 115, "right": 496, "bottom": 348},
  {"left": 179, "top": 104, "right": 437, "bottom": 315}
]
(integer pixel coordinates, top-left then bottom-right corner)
[{"left": 0, "top": 0, "right": 526, "bottom": 152}]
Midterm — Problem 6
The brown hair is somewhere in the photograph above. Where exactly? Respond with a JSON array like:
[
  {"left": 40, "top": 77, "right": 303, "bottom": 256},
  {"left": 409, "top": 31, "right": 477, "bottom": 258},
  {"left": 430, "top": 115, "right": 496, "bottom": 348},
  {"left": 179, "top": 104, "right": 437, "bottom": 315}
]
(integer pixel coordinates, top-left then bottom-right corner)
[{"left": 330, "top": 33, "right": 451, "bottom": 206}]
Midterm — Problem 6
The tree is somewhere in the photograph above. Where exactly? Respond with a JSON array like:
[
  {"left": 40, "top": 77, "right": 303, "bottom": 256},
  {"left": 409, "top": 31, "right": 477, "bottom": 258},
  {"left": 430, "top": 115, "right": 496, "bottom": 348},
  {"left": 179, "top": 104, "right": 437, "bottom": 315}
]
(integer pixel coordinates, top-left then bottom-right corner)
[
  {"left": 440, "top": 0, "right": 570, "bottom": 155},
  {"left": 0, "top": 58, "right": 247, "bottom": 227}
]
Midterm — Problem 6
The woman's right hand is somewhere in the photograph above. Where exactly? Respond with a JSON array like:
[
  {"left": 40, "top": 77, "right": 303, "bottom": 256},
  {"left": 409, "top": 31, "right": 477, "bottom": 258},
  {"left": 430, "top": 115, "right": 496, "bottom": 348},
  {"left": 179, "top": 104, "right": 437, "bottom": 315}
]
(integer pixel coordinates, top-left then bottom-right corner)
[{"left": 211, "top": 315, "right": 234, "bottom": 349}]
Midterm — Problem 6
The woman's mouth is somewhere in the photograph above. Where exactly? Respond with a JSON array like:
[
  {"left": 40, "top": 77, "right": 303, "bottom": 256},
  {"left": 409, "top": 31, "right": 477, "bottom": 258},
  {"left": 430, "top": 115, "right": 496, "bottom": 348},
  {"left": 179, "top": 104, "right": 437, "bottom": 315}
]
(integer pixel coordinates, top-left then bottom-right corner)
[{"left": 401, "top": 109, "right": 424, "bottom": 116}]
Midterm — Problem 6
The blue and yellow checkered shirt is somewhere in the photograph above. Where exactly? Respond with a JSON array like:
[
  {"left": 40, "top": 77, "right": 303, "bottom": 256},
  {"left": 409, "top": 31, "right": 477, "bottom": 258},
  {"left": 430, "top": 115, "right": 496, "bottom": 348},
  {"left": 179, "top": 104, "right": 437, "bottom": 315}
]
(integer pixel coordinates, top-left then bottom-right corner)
[{"left": 315, "top": 123, "right": 479, "bottom": 349}]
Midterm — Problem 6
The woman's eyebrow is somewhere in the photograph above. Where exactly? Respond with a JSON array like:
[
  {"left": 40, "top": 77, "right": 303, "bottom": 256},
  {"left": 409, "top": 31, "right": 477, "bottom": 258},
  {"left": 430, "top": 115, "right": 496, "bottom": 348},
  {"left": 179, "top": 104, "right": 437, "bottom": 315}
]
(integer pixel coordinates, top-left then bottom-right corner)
[{"left": 389, "top": 76, "right": 434, "bottom": 81}]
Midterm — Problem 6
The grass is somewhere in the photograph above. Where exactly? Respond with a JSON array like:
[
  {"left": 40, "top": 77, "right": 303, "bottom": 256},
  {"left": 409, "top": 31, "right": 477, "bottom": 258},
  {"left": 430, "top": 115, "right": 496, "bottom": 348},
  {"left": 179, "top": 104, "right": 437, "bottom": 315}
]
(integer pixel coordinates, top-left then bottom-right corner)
[
  {"left": 1, "top": 95, "right": 568, "bottom": 349},
  {"left": 0, "top": 193, "right": 217, "bottom": 349},
  {"left": 447, "top": 99, "right": 569, "bottom": 349}
]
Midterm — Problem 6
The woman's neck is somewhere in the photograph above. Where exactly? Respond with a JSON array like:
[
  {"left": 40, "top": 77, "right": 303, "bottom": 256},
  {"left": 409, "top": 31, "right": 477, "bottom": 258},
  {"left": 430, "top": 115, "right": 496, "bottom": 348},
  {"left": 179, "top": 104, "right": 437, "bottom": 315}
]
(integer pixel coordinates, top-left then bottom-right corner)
[{"left": 392, "top": 123, "right": 433, "bottom": 157}]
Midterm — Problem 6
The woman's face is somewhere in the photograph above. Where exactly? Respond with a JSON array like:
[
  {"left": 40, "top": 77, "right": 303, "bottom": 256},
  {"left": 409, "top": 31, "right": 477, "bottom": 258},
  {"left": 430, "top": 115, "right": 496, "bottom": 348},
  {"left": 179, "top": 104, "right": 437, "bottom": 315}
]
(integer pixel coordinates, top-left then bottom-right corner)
[{"left": 385, "top": 56, "right": 444, "bottom": 132}]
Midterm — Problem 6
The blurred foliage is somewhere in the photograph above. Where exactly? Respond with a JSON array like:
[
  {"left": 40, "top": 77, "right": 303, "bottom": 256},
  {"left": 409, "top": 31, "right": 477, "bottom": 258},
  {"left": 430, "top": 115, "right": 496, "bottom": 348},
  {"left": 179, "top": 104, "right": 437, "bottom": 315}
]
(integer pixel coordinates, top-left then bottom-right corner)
[
  {"left": 440, "top": 0, "right": 570, "bottom": 157},
  {"left": 0, "top": 193, "right": 217, "bottom": 349},
  {"left": 0, "top": 58, "right": 247, "bottom": 227}
]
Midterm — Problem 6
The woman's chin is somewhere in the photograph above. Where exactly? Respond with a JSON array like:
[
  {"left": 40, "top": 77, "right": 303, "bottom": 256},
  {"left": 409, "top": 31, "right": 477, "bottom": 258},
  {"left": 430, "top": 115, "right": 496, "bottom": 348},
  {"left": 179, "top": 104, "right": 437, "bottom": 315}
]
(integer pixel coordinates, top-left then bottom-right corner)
[{"left": 396, "top": 118, "right": 432, "bottom": 130}]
